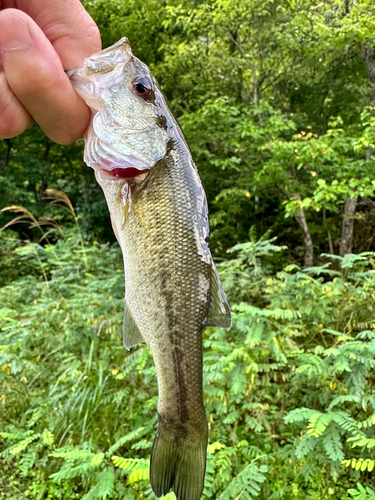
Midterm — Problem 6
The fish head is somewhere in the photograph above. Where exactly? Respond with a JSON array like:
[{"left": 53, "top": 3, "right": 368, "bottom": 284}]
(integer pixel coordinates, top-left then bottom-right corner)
[{"left": 69, "top": 37, "right": 170, "bottom": 176}]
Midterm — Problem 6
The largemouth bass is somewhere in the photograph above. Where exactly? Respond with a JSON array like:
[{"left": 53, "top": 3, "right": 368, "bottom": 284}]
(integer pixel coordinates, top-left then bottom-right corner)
[{"left": 69, "top": 38, "right": 231, "bottom": 500}]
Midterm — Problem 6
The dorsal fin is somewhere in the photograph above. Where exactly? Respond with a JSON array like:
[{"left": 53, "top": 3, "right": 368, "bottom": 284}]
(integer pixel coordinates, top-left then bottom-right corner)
[
  {"left": 122, "top": 301, "right": 145, "bottom": 350},
  {"left": 203, "top": 265, "right": 232, "bottom": 329}
]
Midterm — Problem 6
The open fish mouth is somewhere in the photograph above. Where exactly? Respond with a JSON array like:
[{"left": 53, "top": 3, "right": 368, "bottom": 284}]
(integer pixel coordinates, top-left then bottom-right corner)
[{"left": 100, "top": 167, "right": 148, "bottom": 179}]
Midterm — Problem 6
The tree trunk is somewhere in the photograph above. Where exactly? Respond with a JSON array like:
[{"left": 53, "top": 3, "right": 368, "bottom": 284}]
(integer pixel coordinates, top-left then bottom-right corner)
[
  {"left": 292, "top": 193, "right": 314, "bottom": 268},
  {"left": 327, "top": 231, "right": 334, "bottom": 255},
  {"left": 351, "top": 43, "right": 375, "bottom": 256},
  {"left": 340, "top": 196, "right": 358, "bottom": 257},
  {"left": 361, "top": 43, "right": 375, "bottom": 105}
]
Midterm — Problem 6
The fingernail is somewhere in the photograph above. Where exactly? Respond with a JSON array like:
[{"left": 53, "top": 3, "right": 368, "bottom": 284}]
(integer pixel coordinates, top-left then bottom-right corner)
[{"left": 0, "top": 13, "right": 32, "bottom": 51}]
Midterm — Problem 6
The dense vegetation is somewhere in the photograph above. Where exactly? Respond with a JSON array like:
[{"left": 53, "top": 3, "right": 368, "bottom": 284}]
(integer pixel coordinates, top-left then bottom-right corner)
[{"left": 1, "top": 0, "right": 375, "bottom": 499}]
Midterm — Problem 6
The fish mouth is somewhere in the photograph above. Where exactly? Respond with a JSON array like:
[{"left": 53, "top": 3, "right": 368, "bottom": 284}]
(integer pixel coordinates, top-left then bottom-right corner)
[{"left": 100, "top": 167, "right": 148, "bottom": 180}]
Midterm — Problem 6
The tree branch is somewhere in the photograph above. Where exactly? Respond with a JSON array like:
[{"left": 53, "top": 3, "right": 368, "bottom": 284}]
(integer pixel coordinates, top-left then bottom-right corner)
[{"left": 292, "top": 193, "right": 313, "bottom": 267}]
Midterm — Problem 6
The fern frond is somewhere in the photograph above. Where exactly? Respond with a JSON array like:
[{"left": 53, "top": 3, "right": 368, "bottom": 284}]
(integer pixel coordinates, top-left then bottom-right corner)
[
  {"left": 1, "top": 433, "right": 40, "bottom": 456},
  {"left": 208, "top": 442, "right": 226, "bottom": 454},
  {"left": 106, "top": 426, "right": 149, "bottom": 456},
  {"left": 111, "top": 456, "right": 149, "bottom": 473},
  {"left": 307, "top": 412, "right": 332, "bottom": 437},
  {"left": 347, "top": 436, "right": 375, "bottom": 448},
  {"left": 284, "top": 407, "right": 316, "bottom": 425},
  {"left": 96, "top": 467, "right": 116, "bottom": 498},
  {"left": 328, "top": 395, "right": 360, "bottom": 410},
  {"left": 50, "top": 448, "right": 96, "bottom": 460},
  {"left": 217, "top": 462, "right": 267, "bottom": 500},
  {"left": 295, "top": 435, "right": 317, "bottom": 460},
  {"left": 332, "top": 411, "right": 360, "bottom": 434},
  {"left": 128, "top": 467, "right": 149, "bottom": 483},
  {"left": 342, "top": 458, "right": 375, "bottom": 472},
  {"left": 322, "top": 424, "right": 344, "bottom": 462},
  {"left": 39, "top": 430, "right": 53, "bottom": 447},
  {"left": 358, "top": 413, "right": 375, "bottom": 429}
]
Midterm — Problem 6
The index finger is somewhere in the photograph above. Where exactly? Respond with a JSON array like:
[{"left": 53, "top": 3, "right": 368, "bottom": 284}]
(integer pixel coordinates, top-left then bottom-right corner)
[{"left": 1, "top": 0, "right": 101, "bottom": 69}]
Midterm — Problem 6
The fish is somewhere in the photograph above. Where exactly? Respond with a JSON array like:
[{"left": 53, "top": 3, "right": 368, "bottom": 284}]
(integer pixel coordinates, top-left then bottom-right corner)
[{"left": 69, "top": 38, "right": 231, "bottom": 500}]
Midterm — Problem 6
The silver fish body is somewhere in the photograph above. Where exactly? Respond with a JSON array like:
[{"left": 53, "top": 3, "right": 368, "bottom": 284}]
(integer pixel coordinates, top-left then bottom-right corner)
[{"left": 70, "top": 38, "right": 231, "bottom": 500}]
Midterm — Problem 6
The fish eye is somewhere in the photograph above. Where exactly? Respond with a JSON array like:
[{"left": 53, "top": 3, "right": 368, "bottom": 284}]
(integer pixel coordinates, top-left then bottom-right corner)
[{"left": 132, "top": 76, "right": 153, "bottom": 100}]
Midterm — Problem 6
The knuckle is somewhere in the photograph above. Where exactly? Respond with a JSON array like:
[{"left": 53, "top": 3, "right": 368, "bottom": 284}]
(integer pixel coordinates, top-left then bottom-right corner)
[
  {"left": 85, "top": 23, "right": 102, "bottom": 52},
  {"left": 77, "top": 10, "right": 102, "bottom": 53},
  {"left": 0, "top": 113, "right": 26, "bottom": 138},
  {"left": 0, "top": 94, "right": 29, "bottom": 138}
]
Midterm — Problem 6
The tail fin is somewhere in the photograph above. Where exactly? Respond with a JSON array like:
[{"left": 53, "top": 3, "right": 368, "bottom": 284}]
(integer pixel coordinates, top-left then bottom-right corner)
[{"left": 150, "top": 421, "right": 207, "bottom": 500}]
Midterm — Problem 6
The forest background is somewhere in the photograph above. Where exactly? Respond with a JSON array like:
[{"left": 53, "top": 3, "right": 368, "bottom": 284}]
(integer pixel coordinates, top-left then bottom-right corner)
[{"left": 1, "top": 0, "right": 375, "bottom": 499}]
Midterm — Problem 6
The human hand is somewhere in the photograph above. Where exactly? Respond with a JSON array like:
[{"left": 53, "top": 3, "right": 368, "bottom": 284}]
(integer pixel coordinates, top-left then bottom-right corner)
[{"left": 0, "top": 0, "right": 101, "bottom": 144}]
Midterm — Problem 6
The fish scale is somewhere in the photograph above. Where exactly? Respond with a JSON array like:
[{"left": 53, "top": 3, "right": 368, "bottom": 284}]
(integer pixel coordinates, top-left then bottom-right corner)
[
  {"left": 69, "top": 37, "right": 231, "bottom": 500},
  {"left": 125, "top": 155, "right": 209, "bottom": 423}
]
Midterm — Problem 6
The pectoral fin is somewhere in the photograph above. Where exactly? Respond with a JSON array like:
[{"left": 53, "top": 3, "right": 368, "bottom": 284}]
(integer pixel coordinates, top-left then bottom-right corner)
[
  {"left": 123, "top": 301, "right": 145, "bottom": 350},
  {"left": 203, "top": 265, "right": 232, "bottom": 329}
]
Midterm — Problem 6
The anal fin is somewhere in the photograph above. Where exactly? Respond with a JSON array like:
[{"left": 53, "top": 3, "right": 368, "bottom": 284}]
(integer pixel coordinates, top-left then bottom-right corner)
[
  {"left": 203, "top": 264, "right": 232, "bottom": 329},
  {"left": 123, "top": 301, "right": 145, "bottom": 350}
]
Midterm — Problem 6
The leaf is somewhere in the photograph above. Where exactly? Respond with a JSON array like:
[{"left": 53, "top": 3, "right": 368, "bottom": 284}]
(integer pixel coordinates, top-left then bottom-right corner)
[
  {"left": 217, "top": 462, "right": 267, "bottom": 500},
  {"left": 307, "top": 413, "right": 332, "bottom": 437},
  {"left": 322, "top": 424, "right": 344, "bottom": 462},
  {"left": 111, "top": 456, "right": 149, "bottom": 473},
  {"left": 128, "top": 467, "right": 149, "bottom": 483},
  {"left": 6, "top": 434, "right": 40, "bottom": 456},
  {"left": 106, "top": 426, "right": 148, "bottom": 456},
  {"left": 96, "top": 467, "right": 115, "bottom": 499},
  {"left": 41, "top": 430, "right": 54, "bottom": 446}
]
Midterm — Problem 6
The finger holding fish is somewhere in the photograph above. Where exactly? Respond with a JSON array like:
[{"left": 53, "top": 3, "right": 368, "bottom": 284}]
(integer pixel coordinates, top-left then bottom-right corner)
[
  {"left": 0, "top": 66, "right": 33, "bottom": 138},
  {"left": 0, "top": 0, "right": 101, "bottom": 142}
]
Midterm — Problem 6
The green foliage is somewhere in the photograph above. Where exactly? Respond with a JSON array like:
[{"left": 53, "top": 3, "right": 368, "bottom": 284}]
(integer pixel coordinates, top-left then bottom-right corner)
[
  {"left": 217, "top": 461, "right": 267, "bottom": 500},
  {"left": 2, "top": 0, "right": 375, "bottom": 498},
  {"left": 2, "top": 0, "right": 375, "bottom": 258},
  {"left": 2, "top": 220, "right": 374, "bottom": 498},
  {"left": 342, "top": 411, "right": 375, "bottom": 497},
  {"left": 348, "top": 483, "right": 375, "bottom": 500}
]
